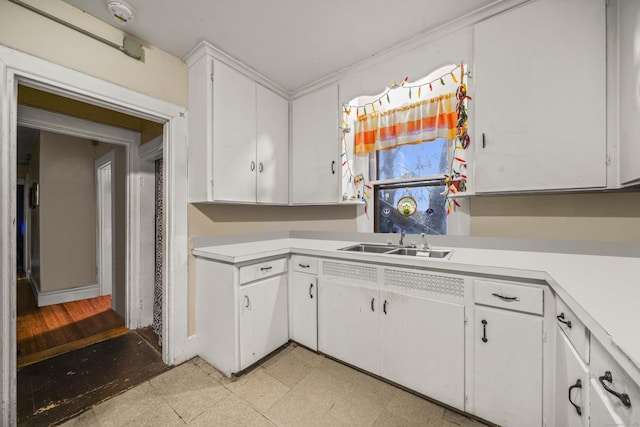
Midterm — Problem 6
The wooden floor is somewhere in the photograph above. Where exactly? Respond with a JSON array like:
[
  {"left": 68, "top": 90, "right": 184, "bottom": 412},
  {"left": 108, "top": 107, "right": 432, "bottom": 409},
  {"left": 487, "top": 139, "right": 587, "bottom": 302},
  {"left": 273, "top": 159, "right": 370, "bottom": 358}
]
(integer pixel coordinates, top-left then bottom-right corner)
[{"left": 17, "top": 278, "right": 126, "bottom": 368}]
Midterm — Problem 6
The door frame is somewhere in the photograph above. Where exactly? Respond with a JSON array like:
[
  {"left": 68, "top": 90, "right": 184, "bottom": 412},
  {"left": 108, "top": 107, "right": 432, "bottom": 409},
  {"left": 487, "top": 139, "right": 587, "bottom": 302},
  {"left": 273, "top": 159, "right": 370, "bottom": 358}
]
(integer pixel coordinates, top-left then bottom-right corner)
[
  {"left": 94, "top": 150, "right": 115, "bottom": 307},
  {"left": 0, "top": 45, "right": 193, "bottom": 424}
]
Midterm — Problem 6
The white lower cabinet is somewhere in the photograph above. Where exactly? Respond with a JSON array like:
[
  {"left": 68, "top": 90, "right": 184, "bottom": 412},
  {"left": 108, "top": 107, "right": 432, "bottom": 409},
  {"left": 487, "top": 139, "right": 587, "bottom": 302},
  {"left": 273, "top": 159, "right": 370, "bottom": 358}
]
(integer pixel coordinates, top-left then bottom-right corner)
[
  {"left": 196, "top": 256, "right": 288, "bottom": 376},
  {"left": 318, "top": 279, "right": 379, "bottom": 374},
  {"left": 239, "top": 275, "right": 288, "bottom": 369},
  {"left": 290, "top": 271, "right": 318, "bottom": 351},
  {"left": 318, "top": 270, "right": 465, "bottom": 410},
  {"left": 379, "top": 290, "right": 465, "bottom": 409},
  {"left": 473, "top": 305, "right": 543, "bottom": 427},
  {"left": 555, "top": 325, "right": 589, "bottom": 427}
]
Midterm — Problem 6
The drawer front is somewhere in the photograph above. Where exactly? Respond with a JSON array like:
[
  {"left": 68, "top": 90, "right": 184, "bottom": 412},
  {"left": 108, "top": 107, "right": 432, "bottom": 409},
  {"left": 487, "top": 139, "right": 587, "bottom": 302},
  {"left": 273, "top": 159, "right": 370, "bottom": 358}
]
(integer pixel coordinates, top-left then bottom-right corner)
[
  {"left": 239, "top": 257, "right": 288, "bottom": 285},
  {"left": 292, "top": 255, "right": 318, "bottom": 275},
  {"left": 590, "top": 337, "right": 640, "bottom": 425},
  {"left": 474, "top": 280, "right": 543, "bottom": 315},
  {"left": 556, "top": 297, "right": 589, "bottom": 363}
]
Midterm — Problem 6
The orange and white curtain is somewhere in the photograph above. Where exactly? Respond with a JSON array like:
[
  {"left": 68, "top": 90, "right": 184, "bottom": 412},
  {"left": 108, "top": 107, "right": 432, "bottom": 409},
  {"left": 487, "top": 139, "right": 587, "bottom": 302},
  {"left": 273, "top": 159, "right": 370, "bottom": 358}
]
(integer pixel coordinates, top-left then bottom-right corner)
[{"left": 354, "top": 93, "right": 457, "bottom": 155}]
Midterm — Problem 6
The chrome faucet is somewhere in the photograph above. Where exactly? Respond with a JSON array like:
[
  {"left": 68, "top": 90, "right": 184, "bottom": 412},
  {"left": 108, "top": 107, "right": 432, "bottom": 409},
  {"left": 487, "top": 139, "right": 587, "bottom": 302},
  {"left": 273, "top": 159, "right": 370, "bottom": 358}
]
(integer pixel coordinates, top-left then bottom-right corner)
[
  {"left": 420, "top": 233, "right": 431, "bottom": 252},
  {"left": 399, "top": 231, "right": 406, "bottom": 247}
]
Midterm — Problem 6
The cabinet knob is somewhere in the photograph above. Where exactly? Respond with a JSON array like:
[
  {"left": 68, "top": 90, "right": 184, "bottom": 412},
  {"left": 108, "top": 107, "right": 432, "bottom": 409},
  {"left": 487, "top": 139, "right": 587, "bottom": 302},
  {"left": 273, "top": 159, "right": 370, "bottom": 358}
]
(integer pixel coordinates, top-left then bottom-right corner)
[
  {"left": 568, "top": 379, "right": 582, "bottom": 416},
  {"left": 599, "top": 371, "right": 631, "bottom": 408},
  {"left": 481, "top": 319, "right": 488, "bottom": 343},
  {"left": 557, "top": 312, "right": 572, "bottom": 329}
]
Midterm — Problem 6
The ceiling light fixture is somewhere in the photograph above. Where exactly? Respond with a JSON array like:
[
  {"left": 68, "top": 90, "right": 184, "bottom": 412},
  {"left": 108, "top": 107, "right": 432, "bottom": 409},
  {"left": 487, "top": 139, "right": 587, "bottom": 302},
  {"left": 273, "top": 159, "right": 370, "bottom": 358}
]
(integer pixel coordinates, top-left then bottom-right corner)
[{"left": 107, "top": 0, "right": 135, "bottom": 26}]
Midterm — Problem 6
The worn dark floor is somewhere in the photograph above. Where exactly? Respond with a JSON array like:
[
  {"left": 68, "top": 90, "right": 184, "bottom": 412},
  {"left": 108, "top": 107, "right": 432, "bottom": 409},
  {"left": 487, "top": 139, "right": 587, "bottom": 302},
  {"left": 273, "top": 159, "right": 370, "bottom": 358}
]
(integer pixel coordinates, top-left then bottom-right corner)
[{"left": 17, "top": 330, "right": 169, "bottom": 426}]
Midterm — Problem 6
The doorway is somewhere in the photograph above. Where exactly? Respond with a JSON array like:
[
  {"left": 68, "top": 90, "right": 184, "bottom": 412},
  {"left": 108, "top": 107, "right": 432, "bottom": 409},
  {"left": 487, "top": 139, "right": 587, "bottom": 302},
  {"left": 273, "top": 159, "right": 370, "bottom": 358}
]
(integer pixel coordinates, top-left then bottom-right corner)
[{"left": 1, "top": 45, "right": 191, "bottom": 424}]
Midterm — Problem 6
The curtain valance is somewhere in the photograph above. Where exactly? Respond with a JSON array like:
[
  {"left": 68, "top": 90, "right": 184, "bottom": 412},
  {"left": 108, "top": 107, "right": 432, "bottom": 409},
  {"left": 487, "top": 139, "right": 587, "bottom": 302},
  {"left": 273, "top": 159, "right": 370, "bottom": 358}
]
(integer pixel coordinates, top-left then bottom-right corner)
[{"left": 354, "top": 92, "right": 457, "bottom": 155}]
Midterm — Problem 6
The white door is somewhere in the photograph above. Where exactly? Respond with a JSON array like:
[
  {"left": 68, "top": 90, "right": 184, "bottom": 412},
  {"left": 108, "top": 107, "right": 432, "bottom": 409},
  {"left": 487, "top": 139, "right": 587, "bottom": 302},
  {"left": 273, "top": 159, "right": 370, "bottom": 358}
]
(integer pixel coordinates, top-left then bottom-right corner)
[
  {"left": 318, "top": 279, "right": 379, "bottom": 374},
  {"left": 212, "top": 60, "right": 257, "bottom": 202},
  {"left": 291, "top": 84, "right": 339, "bottom": 204},
  {"left": 473, "top": 306, "right": 543, "bottom": 427},
  {"left": 256, "top": 85, "right": 289, "bottom": 204},
  {"left": 290, "top": 272, "right": 317, "bottom": 350},
  {"left": 555, "top": 326, "right": 589, "bottom": 427},
  {"left": 380, "top": 291, "right": 465, "bottom": 410},
  {"left": 473, "top": 0, "right": 606, "bottom": 192},
  {"left": 239, "top": 275, "right": 288, "bottom": 370},
  {"left": 95, "top": 151, "right": 115, "bottom": 307}
]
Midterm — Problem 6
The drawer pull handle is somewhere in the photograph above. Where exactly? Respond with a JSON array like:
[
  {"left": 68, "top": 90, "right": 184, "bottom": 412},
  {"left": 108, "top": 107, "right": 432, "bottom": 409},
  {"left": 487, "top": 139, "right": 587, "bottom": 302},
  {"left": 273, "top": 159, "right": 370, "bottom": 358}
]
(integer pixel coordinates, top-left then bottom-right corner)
[
  {"left": 568, "top": 379, "right": 582, "bottom": 415},
  {"left": 371, "top": 298, "right": 375, "bottom": 312},
  {"left": 491, "top": 293, "right": 520, "bottom": 302},
  {"left": 259, "top": 162, "right": 264, "bottom": 173},
  {"left": 260, "top": 266, "right": 273, "bottom": 272},
  {"left": 599, "top": 371, "right": 631, "bottom": 408},
  {"left": 383, "top": 300, "right": 388, "bottom": 315},
  {"left": 331, "top": 160, "right": 336, "bottom": 174},
  {"left": 557, "top": 312, "right": 572, "bottom": 329},
  {"left": 298, "top": 263, "right": 310, "bottom": 268},
  {"left": 250, "top": 161, "right": 256, "bottom": 171},
  {"left": 309, "top": 283, "right": 314, "bottom": 299},
  {"left": 481, "top": 320, "right": 488, "bottom": 343},
  {"left": 244, "top": 295, "right": 250, "bottom": 309}
]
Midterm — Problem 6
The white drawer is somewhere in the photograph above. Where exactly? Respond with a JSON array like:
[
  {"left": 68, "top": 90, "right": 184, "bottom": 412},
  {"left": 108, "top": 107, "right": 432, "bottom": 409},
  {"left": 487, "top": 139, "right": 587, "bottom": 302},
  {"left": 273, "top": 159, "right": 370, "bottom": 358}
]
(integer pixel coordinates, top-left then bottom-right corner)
[
  {"left": 556, "top": 297, "right": 589, "bottom": 363},
  {"left": 474, "top": 280, "right": 543, "bottom": 315},
  {"left": 239, "top": 257, "right": 287, "bottom": 285},
  {"left": 292, "top": 255, "right": 318, "bottom": 275},
  {"left": 590, "top": 337, "right": 640, "bottom": 426}
]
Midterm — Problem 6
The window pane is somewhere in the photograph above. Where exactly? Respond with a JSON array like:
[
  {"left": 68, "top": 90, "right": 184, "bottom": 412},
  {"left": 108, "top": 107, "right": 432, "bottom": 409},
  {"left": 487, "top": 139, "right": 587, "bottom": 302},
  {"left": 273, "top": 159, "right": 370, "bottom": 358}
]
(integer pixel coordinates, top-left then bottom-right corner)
[
  {"left": 376, "top": 185, "right": 447, "bottom": 235},
  {"left": 377, "top": 138, "right": 448, "bottom": 181}
]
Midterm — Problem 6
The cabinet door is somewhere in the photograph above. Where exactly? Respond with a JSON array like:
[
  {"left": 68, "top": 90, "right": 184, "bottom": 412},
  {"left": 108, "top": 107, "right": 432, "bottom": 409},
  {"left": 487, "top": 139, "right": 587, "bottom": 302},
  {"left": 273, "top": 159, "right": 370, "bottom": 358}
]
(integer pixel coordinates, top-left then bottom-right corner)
[
  {"left": 291, "top": 84, "right": 339, "bottom": 204},
  {"left": 290, "top": 272, "right": 317, "bottom": 351},
  {"left": 555, "top": 326, "right": 589, "bottom": 427},
  {"left": 590, "top": 377, "right": 627, "bottom": 427},
  {"left": 474, "top": 0, "right": 606, "bottom": 192},
  {"left": 473, "top": 306, "right": 543, "bottom": 427},
  {"left": 212, "top": 60, "right": 257, "bottom": 202},
  {"left": 318, "top": 279, "right": 378, "bottom": 374},
  {"left": 618, "top": 0, "right": 640, "bottom": 186},
  {"left": 239, "top": 275, "right": 288, "bottom": 370},
  {"left": 380, "top": 292, "right": 465, "bottom": 410},
  {"left": 257, "top": 85, "right": 289, "bottom": 204}
]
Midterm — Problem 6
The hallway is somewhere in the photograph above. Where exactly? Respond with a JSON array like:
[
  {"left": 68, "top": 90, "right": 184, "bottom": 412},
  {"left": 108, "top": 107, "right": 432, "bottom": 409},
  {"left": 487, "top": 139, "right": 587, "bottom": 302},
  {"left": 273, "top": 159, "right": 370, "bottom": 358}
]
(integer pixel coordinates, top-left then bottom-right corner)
[{"left": 17, "top": 277, "right": 126, "bottom": 368}]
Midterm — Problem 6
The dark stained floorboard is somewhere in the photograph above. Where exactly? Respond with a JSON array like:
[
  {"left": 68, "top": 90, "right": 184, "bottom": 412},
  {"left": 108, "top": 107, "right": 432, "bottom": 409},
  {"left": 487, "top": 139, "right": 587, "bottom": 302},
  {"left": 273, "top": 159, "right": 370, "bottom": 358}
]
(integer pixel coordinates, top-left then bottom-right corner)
[{"left": 17, "top": 331, "right": 169, "bottom": 426}]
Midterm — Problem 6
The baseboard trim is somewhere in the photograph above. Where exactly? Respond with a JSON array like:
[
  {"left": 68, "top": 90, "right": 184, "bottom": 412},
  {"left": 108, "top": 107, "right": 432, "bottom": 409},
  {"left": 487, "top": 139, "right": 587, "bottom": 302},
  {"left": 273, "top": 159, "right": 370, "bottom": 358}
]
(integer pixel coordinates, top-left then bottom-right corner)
[{"left": 33, "top": 283, "right": 101, "bottom": 307}]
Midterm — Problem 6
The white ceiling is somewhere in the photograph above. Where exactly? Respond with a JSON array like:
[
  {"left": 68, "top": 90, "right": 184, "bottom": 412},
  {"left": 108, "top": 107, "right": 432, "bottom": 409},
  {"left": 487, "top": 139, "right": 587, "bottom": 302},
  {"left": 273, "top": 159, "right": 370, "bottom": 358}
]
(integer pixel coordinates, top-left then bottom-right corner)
[{"left": 63, "top": 0, "right": 499, "bottom": 92}]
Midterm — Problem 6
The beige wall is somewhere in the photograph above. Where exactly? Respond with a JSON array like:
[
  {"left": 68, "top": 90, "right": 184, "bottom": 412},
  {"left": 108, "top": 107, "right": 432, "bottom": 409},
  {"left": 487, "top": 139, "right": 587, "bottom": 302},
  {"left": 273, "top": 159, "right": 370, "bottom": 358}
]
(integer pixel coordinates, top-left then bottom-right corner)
[
  {"left": 0, "top": 0, "right": 187, "bottom": 107},
  {"left": 38, "top": 132, "right": 96, "bottom": 292},
  {"left": 470, "top": 192, "right": 640, "bottom": 241}
]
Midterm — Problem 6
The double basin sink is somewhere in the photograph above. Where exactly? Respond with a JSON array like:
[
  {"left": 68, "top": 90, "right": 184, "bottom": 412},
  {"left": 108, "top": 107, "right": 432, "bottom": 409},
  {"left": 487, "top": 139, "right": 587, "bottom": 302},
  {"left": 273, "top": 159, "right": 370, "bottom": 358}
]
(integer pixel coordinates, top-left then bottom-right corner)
[{"left": 339, "top": 243, "right": 452, "bottom": 260}]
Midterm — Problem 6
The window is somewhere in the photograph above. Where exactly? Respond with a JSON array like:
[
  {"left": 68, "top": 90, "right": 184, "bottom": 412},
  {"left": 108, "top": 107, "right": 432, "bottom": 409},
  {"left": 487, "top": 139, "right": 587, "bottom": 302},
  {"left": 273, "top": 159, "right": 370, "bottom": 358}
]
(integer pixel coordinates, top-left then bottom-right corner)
[{"left": 345, "top": 65, "right": 462, "bottom": 235}]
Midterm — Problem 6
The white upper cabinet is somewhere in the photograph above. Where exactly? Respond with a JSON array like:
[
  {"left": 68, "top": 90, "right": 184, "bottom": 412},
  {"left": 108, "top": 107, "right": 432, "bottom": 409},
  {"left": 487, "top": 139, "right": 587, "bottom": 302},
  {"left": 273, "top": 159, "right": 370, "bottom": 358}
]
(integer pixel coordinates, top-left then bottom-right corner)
[
  {"left": 617, "top": 0, "right": 640, "bottom": 186},
  {"left": 473, "top": 0, "right": 607, "bottom": 193},
  {"left": 291, "top": 84, "right": 340, "bottom": 204},
  {"left": 256, "top": 85, "right": 289, "bottom": 204},
  {"left": 212, "top": 60, "right": 257, "bottom": 203},
  {"left": 186, "top": 47, "right": 289, "bottom": 204}
]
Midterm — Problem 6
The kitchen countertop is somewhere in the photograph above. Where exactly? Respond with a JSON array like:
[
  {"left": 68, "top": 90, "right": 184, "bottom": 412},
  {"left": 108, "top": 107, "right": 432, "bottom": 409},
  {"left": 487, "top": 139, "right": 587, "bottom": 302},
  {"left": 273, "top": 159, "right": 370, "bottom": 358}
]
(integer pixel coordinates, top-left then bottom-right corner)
[{"left": 192, "top": 233, "right": 640, "bottom": 382}]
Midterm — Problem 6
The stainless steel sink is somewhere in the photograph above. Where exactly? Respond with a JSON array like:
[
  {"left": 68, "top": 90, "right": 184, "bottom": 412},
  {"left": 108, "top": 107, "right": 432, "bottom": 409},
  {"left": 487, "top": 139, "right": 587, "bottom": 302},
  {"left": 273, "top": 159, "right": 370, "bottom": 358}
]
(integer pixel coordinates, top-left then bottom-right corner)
[
  {"left": 339, "top": 243, "right": 452, "bottom": 259},
  {"left": 386, "top": 247, "right": 452, "bottom": 259},
  {"left": 338, "top": 244, "right": 397, "bottom": 254}
]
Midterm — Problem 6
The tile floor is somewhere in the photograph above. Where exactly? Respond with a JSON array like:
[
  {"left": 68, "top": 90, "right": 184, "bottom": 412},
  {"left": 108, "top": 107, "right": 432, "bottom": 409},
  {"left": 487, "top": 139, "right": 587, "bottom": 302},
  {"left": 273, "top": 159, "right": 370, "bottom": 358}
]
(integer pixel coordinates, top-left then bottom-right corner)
[{"left": 61, "top": 344, "right": 490, "bottom": 427}]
